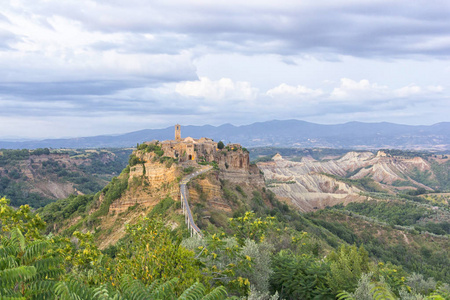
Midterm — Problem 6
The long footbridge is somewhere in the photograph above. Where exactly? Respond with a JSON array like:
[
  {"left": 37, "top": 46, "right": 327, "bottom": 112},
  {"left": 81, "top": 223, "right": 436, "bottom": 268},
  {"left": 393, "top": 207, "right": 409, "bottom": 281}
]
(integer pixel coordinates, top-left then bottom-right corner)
[{"left": 180, "top": 165, "right": 212, "bottom": 237}]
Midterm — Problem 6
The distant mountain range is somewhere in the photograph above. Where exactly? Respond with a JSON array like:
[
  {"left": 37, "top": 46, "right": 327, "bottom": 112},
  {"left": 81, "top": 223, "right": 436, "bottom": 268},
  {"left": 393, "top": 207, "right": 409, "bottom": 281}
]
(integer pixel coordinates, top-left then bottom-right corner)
[{"left": 1, "top": 120, "right": 449, "bottom": 150}]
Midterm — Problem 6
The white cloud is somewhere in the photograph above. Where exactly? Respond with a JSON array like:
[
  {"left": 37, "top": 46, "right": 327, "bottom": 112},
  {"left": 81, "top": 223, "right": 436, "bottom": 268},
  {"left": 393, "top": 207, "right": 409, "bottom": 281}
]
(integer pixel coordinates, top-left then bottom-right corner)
[
  {"left": 394, "top": 85, "right": 422, "bottom": 97},
  {"left": 0, "top": 8, "right": 197, "bottom": 83},
  {"left": 393, "top": 84, "right": 444, "bottom": 98},
  {"left": 331, "top": 78, "right": 388, "bottom": 100},
  {"left": 329, "top": 78, "right": 448, "bottom": 103},
  {"left": 427, "top": 85, "right": 444, "bottom": 93},
  {"left": 175, "top": 77, "right": 258, "bottom": 101},
  {"left": 266, "top": 83, "right": 323, "bottom": 98}
]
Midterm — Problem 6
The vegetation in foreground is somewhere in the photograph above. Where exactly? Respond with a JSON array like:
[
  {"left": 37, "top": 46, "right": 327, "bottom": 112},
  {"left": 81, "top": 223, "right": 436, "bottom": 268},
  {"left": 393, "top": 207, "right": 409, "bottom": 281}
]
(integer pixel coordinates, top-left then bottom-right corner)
[{"left": 1, "top": 196, "right": 449, "bottom": 300}]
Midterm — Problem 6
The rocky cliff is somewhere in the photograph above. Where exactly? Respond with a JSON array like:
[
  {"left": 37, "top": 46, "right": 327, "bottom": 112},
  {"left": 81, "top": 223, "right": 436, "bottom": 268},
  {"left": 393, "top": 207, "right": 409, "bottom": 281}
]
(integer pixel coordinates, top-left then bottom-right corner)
[
  {"left": 186, "top": 165, "right": 271, "bottom": 230},
  {"left": 43, "top": 140, "right": 266, "bottom": 249},
  {"left": 94, "top": 151, "right": 182, "bottom": 248},
  {"left": 257, "top": 151, "right": 438, "bottom": 212},
  {"left": 109, "top": 151, "right": 180, "bottom": 213},
  {"left": 259, "top": 157, "right": 363, "bottom": 212}
]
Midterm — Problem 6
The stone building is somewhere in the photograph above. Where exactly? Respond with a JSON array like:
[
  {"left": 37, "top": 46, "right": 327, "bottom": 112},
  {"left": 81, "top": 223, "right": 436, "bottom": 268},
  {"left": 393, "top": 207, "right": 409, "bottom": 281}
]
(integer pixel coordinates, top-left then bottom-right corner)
[
  {"left": 160, "top": 125, "right": 217, "bottom": 162},
  {"left": 158, "top": 125, "right": 250, "bottom": 170}
]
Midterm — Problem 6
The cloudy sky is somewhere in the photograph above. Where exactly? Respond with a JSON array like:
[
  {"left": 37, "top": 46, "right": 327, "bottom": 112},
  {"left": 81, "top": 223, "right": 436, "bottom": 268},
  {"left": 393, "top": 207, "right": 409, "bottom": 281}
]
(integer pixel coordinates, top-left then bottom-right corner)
[{"left": 1, "top": 0, "right": 449, "bottom": 139}]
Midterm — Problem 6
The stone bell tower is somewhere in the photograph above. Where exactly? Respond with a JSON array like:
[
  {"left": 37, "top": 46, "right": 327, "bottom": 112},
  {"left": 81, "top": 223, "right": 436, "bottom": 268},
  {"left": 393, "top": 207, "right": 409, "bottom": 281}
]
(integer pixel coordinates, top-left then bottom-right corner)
[{"left": 175, "top": 124, "right": 181, "bottom": 141}]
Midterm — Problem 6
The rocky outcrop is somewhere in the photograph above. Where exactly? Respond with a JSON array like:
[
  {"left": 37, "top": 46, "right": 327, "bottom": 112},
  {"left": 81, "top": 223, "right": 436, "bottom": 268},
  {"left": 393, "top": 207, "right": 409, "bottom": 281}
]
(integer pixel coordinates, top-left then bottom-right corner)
[
  {"left": 219, "top": 164, "right": 264, "bottom": 185},
  {"left": 92, "top": 151, "right": 183, "bottom": 249},
  {"left": 348, "top": 155, "right": 432, "bottom": 187},
  {"left": 188, "top": 176, "right": 235, "bottom": 213},
  {"left": 32, "top": 181, "right": 76, "bottom": 199},
  {"left": 215, "top": 148, "right": 250, "bottom": 171},
  {"left": 259, "top": 157, "right": 363, "bottom": 212},
  {"left": 187, "top": 164, "right": 265, "bottom": 216},
  {"left": 109, "top": 151, "right": 180, "bottom": 213},
  {"left": 189, "top": 178, "right": 222, "bottom": 201},
  {"left": 89, "top": 143, "right": 256, "bottom": 248},
  {"left": 257, "top": 152, "right": 435, "bottom": 212}
]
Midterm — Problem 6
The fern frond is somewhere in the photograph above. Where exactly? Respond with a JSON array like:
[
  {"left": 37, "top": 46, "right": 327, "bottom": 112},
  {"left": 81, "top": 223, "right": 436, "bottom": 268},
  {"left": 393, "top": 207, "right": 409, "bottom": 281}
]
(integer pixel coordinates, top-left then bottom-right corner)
[
  {"left": 336, "top": 291, "right": 355, "bottom": 300},
  {"left": 178, "top": 282, "right": 205, "bottom": 300},
  {"left": 145, "top": 279, "right": 161, "bottom": 294},
  {"left": 0, "top": 245, "right": 20, "bottom": 258},
  {"left": 119, "top": 275, "right": 152, "bottom": 300},
  {"left": 32, "top": 257, "right": 62, "bottom": 271},
  {"left": 54, "top": 277, "right": 93, "bottom": 300},
  {"left": 426, "top": 295, "right": 446, "bottom": 300},
  {"left": 119, "top": 274, "right": 135, "bottom": 293},
  {"left": 0, "top": 256, "right": 18, "bottom": 271},
  {"left": 10, "top": 228, "right": 25, "bottom": 252},
  {"left": 93, "top": 284, "right": 111, "bottom": 300},
  {"left": 150, "top": 278, "right": 178, "bottom": 300},
  {"left": 32, "top": 268, "right": 64, "bottom": 281},
  {"left": 28, "top": 279, "right": 57, "bottom": 293},
  {"left": 201, "top": 286, "right": 228, "bottom": 300},
  {"left": 54, "top": 280, "right": 71, "bottom": 299},
  {"left": 0, "top": 293, "right": 27, "bottom": 300},
  {"left": 109, "top": 294, "right": 124, "bottom": 300},
  {"left": 371, "top": 284, "right": 396, "bottom": 300},
  {"left": 25, "top": 288, "right": 55, "bottom": 300},
  {"left": 23, "top": 240, "right": 50, "bottom": 263},
  {"left": 0, "top": 285, "right": 26, "bottom": 299},
  {"left": 0, "top": 266, "right": 36, "bottom": 288}
]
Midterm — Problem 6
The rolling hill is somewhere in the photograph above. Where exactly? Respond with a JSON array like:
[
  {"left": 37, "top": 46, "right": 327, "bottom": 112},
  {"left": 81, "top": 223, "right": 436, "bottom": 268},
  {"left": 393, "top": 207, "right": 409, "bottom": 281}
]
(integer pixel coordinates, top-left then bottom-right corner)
[{"left": 1, "top": 120, "right": 449, "bottom": 150}]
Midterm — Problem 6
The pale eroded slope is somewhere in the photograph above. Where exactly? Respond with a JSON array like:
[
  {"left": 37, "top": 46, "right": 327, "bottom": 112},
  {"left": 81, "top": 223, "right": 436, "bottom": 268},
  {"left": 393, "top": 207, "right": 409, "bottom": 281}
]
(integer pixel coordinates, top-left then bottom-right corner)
[{"left": 258, "top": 151, "right": 434, "bottom": 212}]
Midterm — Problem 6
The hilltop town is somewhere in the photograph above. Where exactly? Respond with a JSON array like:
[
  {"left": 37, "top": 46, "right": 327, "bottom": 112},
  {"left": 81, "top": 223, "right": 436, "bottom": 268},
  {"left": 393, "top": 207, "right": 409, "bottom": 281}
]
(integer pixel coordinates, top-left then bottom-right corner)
[{"left": 144, "top": 124, "right": 250, "bottom": 171}]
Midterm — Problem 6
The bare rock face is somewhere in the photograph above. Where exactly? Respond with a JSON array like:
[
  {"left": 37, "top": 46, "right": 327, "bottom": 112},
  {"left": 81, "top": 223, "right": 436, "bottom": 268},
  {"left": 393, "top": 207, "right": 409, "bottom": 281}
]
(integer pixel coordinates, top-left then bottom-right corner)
[
  {"left": 194, "top": 178, "right": 222, "bottom": 200},
  {"left": 257, "top": 151, "right": 435, "bottom": 212},
  {"left": 219, "top": 164, "right": 264, "bottom": 186},
  {"left": 110, "top": 152, "right": 180, "bottom": 213},
  {"left": 187, "top": 164, "right": 265, "bottom": 215},
  {"left": 213, "top": 147, "right": 263, "bottom": 185},
  {"left": 259, "top": 159, "right": 363, "bottom": 212},
  {"left": 33, "top": 181, "right": 76, "bottom": 199},
  {"left": 215, "top": 149, "right": 250, "bottom": 171},
  {"left": 129, "top": 153, "right": 178, "bottom": 186},
  {"left": 93, "top": 151, "right": 182, "bottom": 249},
  {"left": 188, "top": 175, "right": 234, "bottom": 213},
  {"left": 348, "top": 155, "right": 432, "bottom": 187},
  {"left": 272, "top": 153, "right": 283, "bottom": 161},
  {"left": 188, "top": 176, "right": 225, "bottom": 210}
]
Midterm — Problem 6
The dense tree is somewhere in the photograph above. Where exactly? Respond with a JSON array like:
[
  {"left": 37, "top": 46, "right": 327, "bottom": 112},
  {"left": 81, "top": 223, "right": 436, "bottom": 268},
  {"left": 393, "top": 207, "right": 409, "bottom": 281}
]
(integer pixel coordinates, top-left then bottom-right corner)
[
  {"left": 1, "top": 196, "right": 448, "bottom": 299},
  {"left": 270, "top": 250, "right": 333, "bottom": 299},
  {"left": 113, "top": 216, "right": 203, "bottom": 292},
  {"left": 229, "top": 211, "right": 275, "bottom": 245}
]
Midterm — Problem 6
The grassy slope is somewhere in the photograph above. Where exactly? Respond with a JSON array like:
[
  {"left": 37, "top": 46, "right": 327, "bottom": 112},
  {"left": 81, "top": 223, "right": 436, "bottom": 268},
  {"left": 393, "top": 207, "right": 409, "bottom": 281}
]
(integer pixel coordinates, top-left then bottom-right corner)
[{"left": 307, "top": 209, "right": 450, "bottom": 282}]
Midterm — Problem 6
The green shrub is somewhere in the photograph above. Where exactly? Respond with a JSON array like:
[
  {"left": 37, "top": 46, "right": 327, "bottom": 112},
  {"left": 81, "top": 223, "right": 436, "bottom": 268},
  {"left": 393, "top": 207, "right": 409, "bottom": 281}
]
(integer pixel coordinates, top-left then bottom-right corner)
[
  {"left": 128, "top": 155, "right": 141, "bottom": 166},
  {"left": 183, "top": 166, "right": 195, "bottom": 174},
  {"left": 236, "top": 185, "right": 247, "bottom": 198},
  {"left": 148, "top": 196, "right": 176, "bottom": 218}
]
